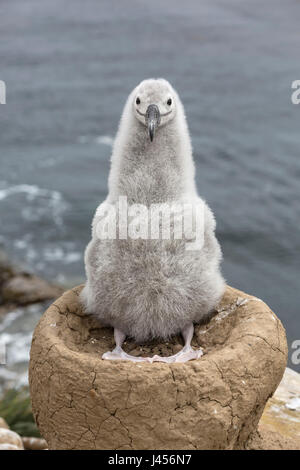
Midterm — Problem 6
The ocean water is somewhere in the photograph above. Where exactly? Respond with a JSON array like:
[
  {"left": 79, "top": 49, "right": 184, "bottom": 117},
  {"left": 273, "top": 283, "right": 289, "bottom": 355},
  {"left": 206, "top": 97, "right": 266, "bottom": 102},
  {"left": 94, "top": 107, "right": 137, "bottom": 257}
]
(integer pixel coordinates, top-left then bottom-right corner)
[{"left": 0, "top": 0, "right": 299, "bottom": 382}]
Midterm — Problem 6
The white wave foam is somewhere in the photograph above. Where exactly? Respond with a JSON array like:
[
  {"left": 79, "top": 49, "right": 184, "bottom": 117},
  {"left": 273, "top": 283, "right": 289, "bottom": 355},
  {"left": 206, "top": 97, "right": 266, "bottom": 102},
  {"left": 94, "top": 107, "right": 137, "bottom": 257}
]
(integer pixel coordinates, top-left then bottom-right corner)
[
  {"left": 1, "top": 332, "right": 33, "bottom": 365},
  {"left": 95, "top": 135, "right": 114, "bottom": 146},
  {"left": 0, "top": 368, "right": 28, "bottom": 391},
  {"left": 0, "top": 303, "right": 46, "bottom": 391},
  {"left": 43, "top": 246, "right": 81, "bottom": 264},
  {"left": 0, "top": 309, "right": 24, "bottom": 333},
  {"left": 0, "top": 183, "right": 68, "bottom": 226},
  {"left": 0, "top": 184, "right": 59, "bottom": 202},
  {"left": 78, "top": 135, "right": 114, "bottom": 146}
]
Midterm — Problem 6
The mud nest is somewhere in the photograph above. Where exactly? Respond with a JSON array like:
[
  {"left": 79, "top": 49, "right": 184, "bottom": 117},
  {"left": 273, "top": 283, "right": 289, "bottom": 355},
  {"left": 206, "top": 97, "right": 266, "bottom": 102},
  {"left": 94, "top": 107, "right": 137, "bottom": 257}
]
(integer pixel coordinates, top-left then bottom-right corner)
[{"left": 29, "top": 285, "right": 287, "bottom": 450}]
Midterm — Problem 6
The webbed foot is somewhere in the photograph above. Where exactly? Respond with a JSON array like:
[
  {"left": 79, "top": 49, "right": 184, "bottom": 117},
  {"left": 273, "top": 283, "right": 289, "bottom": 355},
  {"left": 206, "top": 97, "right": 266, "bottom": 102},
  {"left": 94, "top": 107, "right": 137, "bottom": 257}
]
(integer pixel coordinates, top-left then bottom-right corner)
[
  {"left": 102, "top": 324, "right": 203, "bottom": 364},
  {"left": 102, "top": 346, "right": 150, "bottom": 362},
  {"left": 151, "top": 345, "right": 203, "bottom": 363}
]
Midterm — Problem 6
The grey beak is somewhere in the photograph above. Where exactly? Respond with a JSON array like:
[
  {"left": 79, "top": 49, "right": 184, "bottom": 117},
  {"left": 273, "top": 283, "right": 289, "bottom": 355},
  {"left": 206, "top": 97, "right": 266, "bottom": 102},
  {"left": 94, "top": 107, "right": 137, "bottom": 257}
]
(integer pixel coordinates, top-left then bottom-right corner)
[{"left": 145, "top": 104, "right": 161, "bottom": 142}]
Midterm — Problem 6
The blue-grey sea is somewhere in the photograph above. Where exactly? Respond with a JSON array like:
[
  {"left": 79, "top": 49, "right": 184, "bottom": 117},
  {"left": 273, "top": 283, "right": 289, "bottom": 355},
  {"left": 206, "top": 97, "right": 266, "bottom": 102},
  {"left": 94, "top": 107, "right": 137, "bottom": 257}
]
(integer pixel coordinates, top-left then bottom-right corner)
[{"left": 0, "top": 0, "right": 299, "bottom": 386}]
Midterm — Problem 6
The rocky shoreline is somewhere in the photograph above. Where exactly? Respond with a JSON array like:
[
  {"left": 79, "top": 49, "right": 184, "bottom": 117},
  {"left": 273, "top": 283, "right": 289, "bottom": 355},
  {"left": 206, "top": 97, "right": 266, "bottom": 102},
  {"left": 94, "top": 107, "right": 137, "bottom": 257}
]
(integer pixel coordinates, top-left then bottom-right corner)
[
  {"left": 256, "top": 367, "right": 300, "bottom": 449},
  {"left": 0, "top": 250, "right": 63, "bottom": 316},
  {"left": 0, "top": 249, "right": 65, "bottom": 444},
  {"left": 0, "top": 417, "right": 47, "bottom": 450}
]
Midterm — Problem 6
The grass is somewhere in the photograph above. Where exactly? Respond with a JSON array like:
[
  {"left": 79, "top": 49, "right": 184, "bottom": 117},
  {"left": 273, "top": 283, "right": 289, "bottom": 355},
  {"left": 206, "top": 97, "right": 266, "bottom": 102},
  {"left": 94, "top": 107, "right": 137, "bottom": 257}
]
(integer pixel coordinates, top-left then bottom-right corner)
[{"left": 0, "top": 387, "right": 40, "bottom": 437}]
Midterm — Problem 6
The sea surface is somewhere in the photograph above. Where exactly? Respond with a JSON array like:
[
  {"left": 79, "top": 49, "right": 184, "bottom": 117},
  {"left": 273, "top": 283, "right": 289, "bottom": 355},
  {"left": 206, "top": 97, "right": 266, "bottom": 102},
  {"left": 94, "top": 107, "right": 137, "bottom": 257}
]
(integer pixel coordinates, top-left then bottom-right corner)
[{"left": 0, "top": 0, "right": 300, "bottom": 388}]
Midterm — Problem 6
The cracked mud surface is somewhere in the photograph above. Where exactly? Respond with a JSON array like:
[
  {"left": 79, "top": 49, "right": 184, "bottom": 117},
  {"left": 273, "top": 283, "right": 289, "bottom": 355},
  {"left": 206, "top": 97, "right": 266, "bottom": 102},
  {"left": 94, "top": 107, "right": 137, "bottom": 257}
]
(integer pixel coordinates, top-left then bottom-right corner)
[{"left": 29, "top": 285, "right": 288, "bottom": 450}]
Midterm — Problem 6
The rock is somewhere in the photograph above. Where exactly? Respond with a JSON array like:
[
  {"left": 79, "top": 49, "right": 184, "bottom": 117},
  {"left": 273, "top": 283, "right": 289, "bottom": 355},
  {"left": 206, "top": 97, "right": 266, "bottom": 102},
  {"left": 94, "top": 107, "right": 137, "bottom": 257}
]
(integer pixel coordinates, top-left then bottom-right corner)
[
  {"left": 246, "top": 422, "right": 300, "bottom": 450},
  {"left": 0, "top": 417, "right": 9, "bottom": 429},
  {"left": 0, "top": 428, "right": 24, "bottom": 449},
  {"left": 22, "top": 436, "right": 48, "bottom": 450},
  {"left": 0, "top": 249, "right": 63, "bottom": 311},
  {"left": 0, "top": 443, "right": 22, "bottom": 450},
  {"left": 0, "top": 414, "right": 47, "bottom": 450},
  {"left": 255, "top": 367, "right": 300, "bottom": 449},
  {"left": 2, "top": 275, "right": 63, "bottom": 305},
  {"left": 29, "top": 285, "right": 288, "bottom": 450},
  {"left": 0, "top": 250, "right": 15, "bottom": 286}
]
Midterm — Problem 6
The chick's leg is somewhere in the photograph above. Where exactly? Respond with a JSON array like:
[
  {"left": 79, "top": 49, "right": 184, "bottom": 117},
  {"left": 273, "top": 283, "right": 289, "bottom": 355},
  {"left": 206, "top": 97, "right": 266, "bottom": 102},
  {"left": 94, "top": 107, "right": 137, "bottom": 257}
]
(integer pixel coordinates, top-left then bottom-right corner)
[
  {"left": 102, "top": 328, "right": 150, "bottom": 362},
  {"left": 152, "top": 324, "right": 203, "bottom": 363}
]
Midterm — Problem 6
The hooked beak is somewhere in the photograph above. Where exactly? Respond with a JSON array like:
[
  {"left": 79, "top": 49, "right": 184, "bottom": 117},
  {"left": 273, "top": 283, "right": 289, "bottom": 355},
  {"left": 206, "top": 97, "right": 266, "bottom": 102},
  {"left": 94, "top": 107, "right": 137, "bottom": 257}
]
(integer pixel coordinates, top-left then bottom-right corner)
[{"left": 145, "top": 104, "right": 161, "bottom": 142}]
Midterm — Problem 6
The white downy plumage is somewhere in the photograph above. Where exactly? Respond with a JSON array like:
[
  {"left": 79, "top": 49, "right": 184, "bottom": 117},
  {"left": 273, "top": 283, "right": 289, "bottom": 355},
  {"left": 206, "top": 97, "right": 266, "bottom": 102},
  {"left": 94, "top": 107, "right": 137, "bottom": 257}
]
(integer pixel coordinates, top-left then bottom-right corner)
[{"left": 81, "top": 79, "right": 225, "bottom": 362}]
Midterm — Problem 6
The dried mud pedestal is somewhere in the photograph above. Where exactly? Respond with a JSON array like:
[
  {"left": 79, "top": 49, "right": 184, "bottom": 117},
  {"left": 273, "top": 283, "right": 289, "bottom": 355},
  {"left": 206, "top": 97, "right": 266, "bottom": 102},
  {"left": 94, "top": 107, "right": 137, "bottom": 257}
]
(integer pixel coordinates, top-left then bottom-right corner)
[{"left": 29, "top": 285, "right": 288, "bottom": 450}]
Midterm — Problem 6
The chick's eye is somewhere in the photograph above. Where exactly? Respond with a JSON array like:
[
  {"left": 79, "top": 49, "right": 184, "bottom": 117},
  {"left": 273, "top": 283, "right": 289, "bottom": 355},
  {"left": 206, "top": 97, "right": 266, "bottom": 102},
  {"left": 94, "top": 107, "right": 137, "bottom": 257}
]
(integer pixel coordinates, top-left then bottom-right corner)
[
  {"left": 136, "top": 97, "right": 140, "bottom": 105},
  {"left": 167, "top": 98, "right": 172, "bottom": 106}
]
